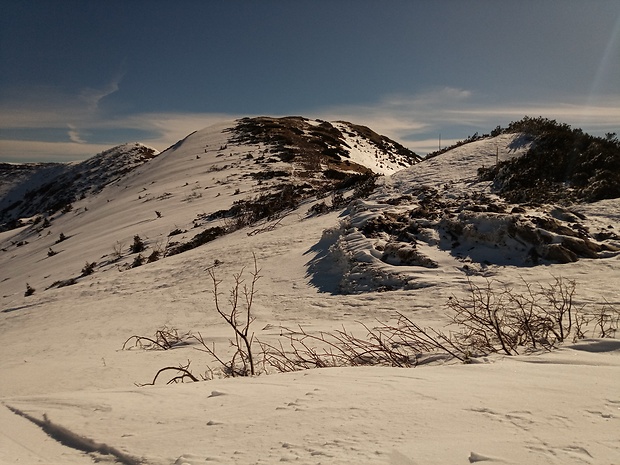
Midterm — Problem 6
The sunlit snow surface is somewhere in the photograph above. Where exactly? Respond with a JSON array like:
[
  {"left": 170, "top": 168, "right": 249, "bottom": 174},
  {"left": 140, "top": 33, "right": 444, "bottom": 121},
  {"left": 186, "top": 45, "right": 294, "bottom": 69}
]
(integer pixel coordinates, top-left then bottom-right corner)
[{"left": 1, "top": 124, "right": 619, "bottom": 464}]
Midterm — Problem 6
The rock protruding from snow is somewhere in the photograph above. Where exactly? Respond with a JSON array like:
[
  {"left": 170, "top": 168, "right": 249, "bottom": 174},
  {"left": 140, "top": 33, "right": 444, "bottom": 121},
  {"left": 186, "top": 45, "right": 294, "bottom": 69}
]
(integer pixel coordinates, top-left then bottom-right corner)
[{"left": 317, "top": 134, "right": 620, "bottom": 292}]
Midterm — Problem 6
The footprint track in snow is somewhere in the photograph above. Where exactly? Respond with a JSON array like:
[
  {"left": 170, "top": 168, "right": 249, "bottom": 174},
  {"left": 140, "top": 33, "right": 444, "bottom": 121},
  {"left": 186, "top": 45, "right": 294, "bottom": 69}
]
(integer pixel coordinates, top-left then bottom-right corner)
[{"left": 275, "top": 389, "right": 322, "bottom": 412}]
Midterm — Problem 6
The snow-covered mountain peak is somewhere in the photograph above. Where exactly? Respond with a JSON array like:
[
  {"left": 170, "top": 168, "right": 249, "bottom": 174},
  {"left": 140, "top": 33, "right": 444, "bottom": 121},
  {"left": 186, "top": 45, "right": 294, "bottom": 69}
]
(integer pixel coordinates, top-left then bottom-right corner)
[
  {"left": 0, "top": 116, "right": 422, "bottom": 297},
  {"left": 82, "top": 142, "right": 159, "bottom": 165},
  {"left": 226, "top": 116, "right": 421, "bottom": 175}
]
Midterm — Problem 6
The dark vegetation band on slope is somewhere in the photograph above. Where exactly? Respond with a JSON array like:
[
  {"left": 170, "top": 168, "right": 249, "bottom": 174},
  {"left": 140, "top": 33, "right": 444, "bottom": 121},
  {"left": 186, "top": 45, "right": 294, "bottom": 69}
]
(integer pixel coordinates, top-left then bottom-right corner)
[
  {"left": 227, "top": 116, "right": 421, "bottom": 174},
  {"left": 339, "top": 121, "right": 422, "bottom": 167},
  {"left": 476, "top": 116, "right": 620, "bottom": 204},
  {"left": 228, "top": 116, "right": 352, "bottom": 163},
  {"left": 166, "top": 117, "right": 402, "bottom": 257},
  {"left": 333, "top": 118, "right": 620, "bottom": 281},
  {"left": 167, "top": 173, "right": 381, "bottom": 257},
  {"left": 426, "top": 117, "right": 620, "bottom": 205}
]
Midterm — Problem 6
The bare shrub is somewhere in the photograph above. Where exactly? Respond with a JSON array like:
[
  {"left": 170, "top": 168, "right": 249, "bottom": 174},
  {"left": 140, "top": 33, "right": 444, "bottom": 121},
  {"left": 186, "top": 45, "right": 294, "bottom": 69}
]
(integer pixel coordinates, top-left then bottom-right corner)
[
  {"left": 260, "top": 323, "right": 415, "bottom": 372},
  {"left": 263, "top": 276, "right": 616, "bottom": 373},
  {"left": 134, "top": 256, "right": 262, "bottom": 385},
  {"left": 194, "top": 255, "right": 261, "bottom": 376},
  {"left": 165, "top": 226, "right": 225, "bottom": 256},
  {"left": 112, "top": 240, "right": 125, "bottom": 259},
  {"left": 47, "top": 277, "right": 77, "bottom": 289},
  {"left": 146, "top": 238, "right": 167, "bottom": 263},
  {"left": 247, "top": 217, "right": 283, "bottom": 236},
  {"left": 133, "top": 269, "right": 617, "bottom": 385},
  {"left": 447, "top": 276, "right": 581, "bottom": 356},
  {"left": 220, "top": 185, "right": 300, "bottom": 233},
  {"left": 307, "top": 201, "right": 330, "bottom": 216},
  {"left": 131, "top": 254, "right": 144, "bottom": 268},
  {"left": 123, "top": 325, "right": 192, "bottom": 351},
  {"left": 168, "top": 228, "right": 185, "bottom": 237},
  {"left": 130, "top": 235, "right": 145, "bottom": 253},
  {"left": 593, "top": 301, "right": 620, "bottom": 338},
  {"left": 383, "top": 313, "right": 470, "bottom": 362}
]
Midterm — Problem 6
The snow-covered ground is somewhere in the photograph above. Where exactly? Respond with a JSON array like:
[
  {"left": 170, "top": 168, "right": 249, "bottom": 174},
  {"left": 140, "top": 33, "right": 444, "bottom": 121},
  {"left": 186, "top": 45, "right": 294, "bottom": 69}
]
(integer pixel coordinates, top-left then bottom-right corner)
[{"left": 1, "top": 123, "right": 618, "bottom": 465}]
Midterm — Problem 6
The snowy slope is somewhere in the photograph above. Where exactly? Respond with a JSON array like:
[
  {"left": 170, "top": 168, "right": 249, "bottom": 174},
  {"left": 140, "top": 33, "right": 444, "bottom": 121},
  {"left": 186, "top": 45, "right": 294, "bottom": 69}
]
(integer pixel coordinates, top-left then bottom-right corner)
[
  {"left": 0, "top": 120, "right": 619, "bottom": 465},
  {"left": 333, "top": 121, "right": 420, "bottom": 175},
  {"left": 0, "top": 118, "right": 420, "bottom": 299},
  {"left": 0, "top": 143, "right": 159, "bottom": 230},
  {"left": 315, "top": 133, "right": 619, "bottom": 294},
  {"left": 4, "top": 343, "right": 620, "bottom": 465}
]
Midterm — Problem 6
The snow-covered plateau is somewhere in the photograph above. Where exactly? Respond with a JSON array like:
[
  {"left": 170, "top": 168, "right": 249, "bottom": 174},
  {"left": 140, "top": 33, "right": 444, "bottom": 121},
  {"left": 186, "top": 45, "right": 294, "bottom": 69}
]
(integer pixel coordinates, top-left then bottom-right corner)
[{"left": 1, "top": 117, "right": 619, "bottom": 465}]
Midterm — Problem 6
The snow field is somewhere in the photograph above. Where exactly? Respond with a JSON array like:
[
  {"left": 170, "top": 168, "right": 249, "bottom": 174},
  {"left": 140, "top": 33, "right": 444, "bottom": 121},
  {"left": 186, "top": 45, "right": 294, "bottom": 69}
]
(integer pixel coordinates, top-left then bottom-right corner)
[{"left": 1, "top": 124, "right": 619, "bottom": 464}]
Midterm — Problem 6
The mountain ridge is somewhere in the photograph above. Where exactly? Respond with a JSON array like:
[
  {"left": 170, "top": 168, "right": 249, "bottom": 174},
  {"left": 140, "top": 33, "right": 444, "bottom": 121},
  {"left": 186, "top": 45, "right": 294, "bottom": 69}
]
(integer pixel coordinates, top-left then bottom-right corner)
[
  {"left": 0, "top": 117, "right": 420, "bottom": 232},
  {"left": 1, "top": 116, "right": 619, "bottom": 300},
  {"left": 1, "top": 116, "right": 619, "bottom": 465},
  {"left": 0, "top": 116, "right": 421, "bottom": 297},
  {"left": 0, "top": 142, "right": 159, "bottom": 230}
]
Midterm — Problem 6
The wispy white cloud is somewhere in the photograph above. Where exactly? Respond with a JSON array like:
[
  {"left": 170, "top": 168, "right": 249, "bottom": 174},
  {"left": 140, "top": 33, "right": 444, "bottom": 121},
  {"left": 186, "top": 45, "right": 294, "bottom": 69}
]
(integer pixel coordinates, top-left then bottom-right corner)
[
  {"left": 2, "top": 84, "right": 620, "bottom": 162},
  {"left": 0, "top": 73, "right": 125, "bottom": 151},
  {"left": 1, "top": 75, "right": 124, "bottom": 130},
  {"left": 312, "top": 88, "right": 620, "bottom": 154},
  {"left": 0, "top": 109, "right": 242, "bottom": 162},
  {"left": 79, "top": 72, "right": 124, "bottom": 110},
  {"left": 67, "top": 124, "right": 86, "bottom": 144}
]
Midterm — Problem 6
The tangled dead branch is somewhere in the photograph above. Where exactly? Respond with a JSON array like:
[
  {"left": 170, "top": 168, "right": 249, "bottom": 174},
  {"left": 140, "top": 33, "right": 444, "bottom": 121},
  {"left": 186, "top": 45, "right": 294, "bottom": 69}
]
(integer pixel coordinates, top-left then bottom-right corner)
[
  {"left": 261, "top": 276, "right": 617, "bottom": 372},
  {"left": 136, "top": 360, "right": 202, "bottom": 386},
  {"left": 130, "top": 271, "right": 618, "bottom": 385},
  {"left": 260, "top": 323, "right": 414, "bottom": 372},
  {"left": 447, "top": 276, "right": 583, "bottom": 356},
  {"left": 122, "top": 325, "right": 192, "bottom": 351}
]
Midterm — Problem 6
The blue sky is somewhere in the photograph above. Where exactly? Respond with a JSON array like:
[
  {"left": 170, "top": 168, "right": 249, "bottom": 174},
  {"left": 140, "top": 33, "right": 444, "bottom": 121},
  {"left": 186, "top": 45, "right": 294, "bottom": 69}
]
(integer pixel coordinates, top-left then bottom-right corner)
[{"left": 1, "top": 0, "right": 619, "bottom": 162}]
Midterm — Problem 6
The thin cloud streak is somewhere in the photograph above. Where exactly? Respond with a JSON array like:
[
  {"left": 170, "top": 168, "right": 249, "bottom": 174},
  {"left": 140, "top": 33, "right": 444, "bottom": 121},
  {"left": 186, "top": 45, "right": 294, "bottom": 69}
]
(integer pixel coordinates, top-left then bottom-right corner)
[
  {"left": 80, "top": 72, "right": 124, "bottom": 110},
  {"left": 1, "top": 77, "right": 123, "bottom": 128},
  {"left": 67, "top": 124, "right": 86, "bottom": 144},
  {"left": 2, "top": 86, "right": 619, "bottom": 162},
  {"left": 0, "top": 139, "right": 116, "bottom": 163},
  {"left": 314, "top": 89, "right": 620, "bottom": 154},
  {"left": 0, "top": 112, "right": 243, "bottom": 162}
]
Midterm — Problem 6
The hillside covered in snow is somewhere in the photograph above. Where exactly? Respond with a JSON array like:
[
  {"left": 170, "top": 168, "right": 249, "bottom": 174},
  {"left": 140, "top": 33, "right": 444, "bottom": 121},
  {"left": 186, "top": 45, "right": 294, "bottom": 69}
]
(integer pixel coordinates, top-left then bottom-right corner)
[{"left": 0, "top": 116, "right": 619, "bottom": 465}]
